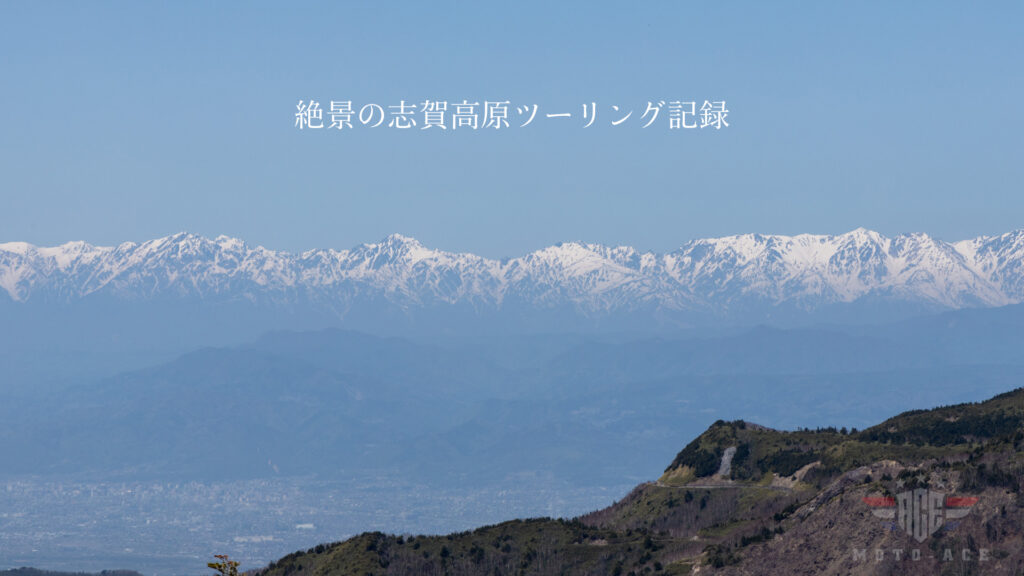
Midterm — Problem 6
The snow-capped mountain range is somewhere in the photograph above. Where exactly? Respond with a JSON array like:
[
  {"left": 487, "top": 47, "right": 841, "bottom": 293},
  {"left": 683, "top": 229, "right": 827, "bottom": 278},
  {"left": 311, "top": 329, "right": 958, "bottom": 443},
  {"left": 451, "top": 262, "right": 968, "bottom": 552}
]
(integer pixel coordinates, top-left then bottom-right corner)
[{"left": 2, "top": 229, "right": 1024, "bottom": 319}]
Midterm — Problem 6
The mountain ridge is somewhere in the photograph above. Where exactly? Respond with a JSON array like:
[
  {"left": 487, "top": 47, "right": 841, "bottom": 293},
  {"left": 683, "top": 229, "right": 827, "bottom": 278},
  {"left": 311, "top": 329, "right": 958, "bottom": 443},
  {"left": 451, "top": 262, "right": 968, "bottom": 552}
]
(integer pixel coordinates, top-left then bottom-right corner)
[{"left": 4, "top": 229, "right": 1024, "bottom": 321}]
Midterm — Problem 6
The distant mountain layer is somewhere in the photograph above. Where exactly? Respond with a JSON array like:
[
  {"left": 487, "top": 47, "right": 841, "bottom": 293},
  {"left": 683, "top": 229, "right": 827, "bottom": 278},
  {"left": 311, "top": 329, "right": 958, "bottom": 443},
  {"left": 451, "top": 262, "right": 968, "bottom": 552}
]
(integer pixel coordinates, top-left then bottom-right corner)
[
  {"left": 2, "top": 229, "right": 1024, "bottom": 321},
  {"left": 6, "top": 316, "right": 1024, "bottom": 483},
  {"left": 0, "top": 570, "right": 141, "bottom": 576}
]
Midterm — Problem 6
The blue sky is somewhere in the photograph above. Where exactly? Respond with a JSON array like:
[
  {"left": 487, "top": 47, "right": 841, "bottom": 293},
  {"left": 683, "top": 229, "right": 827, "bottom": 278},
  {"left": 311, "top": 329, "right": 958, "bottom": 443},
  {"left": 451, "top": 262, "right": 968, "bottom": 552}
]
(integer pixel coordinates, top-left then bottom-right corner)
[{"left": 1, "top": 1, "right": 1021, "bottom": 257}]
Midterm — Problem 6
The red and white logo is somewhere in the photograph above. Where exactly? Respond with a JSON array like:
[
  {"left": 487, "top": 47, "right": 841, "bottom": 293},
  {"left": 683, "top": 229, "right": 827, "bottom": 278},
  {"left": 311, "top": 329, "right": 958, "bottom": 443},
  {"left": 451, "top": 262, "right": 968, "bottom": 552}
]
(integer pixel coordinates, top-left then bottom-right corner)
[{"left": 863, "top": 490, "right": 978, "bottom": 542}]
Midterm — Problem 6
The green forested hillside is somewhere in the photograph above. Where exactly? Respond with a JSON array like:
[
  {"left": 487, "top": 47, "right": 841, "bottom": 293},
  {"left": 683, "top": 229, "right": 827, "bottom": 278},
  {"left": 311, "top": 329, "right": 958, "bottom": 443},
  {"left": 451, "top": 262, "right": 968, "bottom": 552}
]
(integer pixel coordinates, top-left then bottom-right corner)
[{"left": 258, "top": 388, "right": 1024, "bottom": 575}]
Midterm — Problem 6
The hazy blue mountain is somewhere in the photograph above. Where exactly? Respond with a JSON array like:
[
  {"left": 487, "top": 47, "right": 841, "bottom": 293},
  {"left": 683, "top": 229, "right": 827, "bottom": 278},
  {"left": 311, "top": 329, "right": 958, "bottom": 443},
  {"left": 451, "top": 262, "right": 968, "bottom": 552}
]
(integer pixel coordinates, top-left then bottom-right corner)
[{"left": 6, "top": 303, "right": 1024, "bottom": 487}]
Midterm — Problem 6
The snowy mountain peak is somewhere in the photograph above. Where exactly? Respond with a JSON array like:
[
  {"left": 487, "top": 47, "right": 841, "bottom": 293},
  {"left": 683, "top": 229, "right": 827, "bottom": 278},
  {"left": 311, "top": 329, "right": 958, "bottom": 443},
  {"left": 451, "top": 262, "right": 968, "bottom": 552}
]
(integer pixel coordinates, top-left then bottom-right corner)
[
  {"left": 213, "top": 235, "right": 247, "bottom": 250},
  {"left": 0, "top": 241, "right": 36, "bottom": 255},
  {"left": 380, "top": 232, "right": 420, "bottom": 245},
  {"left": 2, "top": 230, "right": 1024, "bottom": 318}
]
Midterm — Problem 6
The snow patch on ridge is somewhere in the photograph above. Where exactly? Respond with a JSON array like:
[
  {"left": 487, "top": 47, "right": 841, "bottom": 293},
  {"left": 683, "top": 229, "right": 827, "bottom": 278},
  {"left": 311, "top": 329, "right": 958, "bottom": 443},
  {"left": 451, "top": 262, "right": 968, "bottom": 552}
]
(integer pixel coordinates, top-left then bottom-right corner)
[{"left": 1, "top": 229, "right": 1023, "bottom": 313}]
